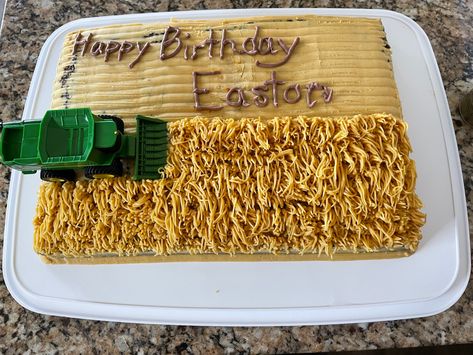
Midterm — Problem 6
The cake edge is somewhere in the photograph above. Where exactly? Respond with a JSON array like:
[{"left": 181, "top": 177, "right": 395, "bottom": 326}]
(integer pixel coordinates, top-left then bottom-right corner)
[{"left": 39, "top": 248, "right": 414, "bottom": 264}]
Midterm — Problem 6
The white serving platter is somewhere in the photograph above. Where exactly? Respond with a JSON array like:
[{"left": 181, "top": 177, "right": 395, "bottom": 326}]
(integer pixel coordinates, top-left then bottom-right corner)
[{"left": 2, "top": 8, "right": 470, "bottom": 326}]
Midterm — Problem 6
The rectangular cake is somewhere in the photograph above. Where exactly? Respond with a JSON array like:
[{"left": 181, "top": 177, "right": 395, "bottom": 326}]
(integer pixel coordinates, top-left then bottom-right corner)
[{"left": 33, "top": 15, "right": 425, "bottom": 264}]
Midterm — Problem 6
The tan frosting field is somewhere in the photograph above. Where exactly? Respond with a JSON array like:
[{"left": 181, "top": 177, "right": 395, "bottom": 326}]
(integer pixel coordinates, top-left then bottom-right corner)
[
  {"left": 52, "top": 15, "right": 402, "bottom": 126},
  {"left": 34, "top": 114, "right": 425, "bottom": 264}
]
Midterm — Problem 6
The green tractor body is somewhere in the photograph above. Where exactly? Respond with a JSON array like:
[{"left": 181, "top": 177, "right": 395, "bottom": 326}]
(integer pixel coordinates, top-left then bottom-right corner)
[{"left": 0, "top": 108, "right": 167, "bottom": 181}]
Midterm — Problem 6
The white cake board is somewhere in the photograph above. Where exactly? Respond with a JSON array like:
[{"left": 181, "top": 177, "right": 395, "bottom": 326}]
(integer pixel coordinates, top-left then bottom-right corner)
[{"left": 2, "top": 8, "right": 470, "bottom": 325}]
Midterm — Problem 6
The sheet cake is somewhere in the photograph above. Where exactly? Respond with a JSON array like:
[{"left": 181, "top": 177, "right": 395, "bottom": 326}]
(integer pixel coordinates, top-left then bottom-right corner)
[{"left": 33, "top": 15, "right": 425, "bottom": 264}]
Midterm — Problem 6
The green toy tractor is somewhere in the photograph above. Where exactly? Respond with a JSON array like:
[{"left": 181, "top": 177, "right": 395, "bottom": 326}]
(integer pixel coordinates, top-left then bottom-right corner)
[{"left": 0, "top": 108, "right": 167, "bottom": 182}]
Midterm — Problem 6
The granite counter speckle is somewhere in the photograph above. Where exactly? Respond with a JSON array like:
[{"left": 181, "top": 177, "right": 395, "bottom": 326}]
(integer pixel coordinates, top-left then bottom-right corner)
[{"left": 1, "top": 0, "right": 472, "bottom": 353}]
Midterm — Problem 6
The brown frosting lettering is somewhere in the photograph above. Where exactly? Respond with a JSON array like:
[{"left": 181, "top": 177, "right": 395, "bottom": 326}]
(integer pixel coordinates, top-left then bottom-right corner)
[
  {"left": 192, "top": 71, "right": 223, "bottom": 110},
  {"left": 258, "top": 37, "right": 278, "bottom": 55},
  {"left": 206, "top": 29, "right": 219, "bottom": 58},
  {"left": 256, "top": 37, "right": 300, "bottom": 68},
  {"left": 283, "top": 84, "right": 301, "bottom": 104},
  {"left": 306, "top": 82, "right": 323, "bottom": 108},
  {"left": 160, "top": 26, "right": 182, "bottom": 60},
  {"left": 191, "top": 40, "right": 207, "bottom": 60},
  {"left": 72, "top": 32, "right": 93, "bottom": 56},
  {"left": 90, "top": 42, "right": 105, "bottom": 56},
  {"left": 184, "top": 45, "right": 189, "bottom": 60},
  {"left": 241, "top": 26, "right": 260, "bottom": 55},
  {"left": 118, "top": 41, "right": 134, "bottom": 61},
  {"left": 129, "top": 42, "right": 150, "bottom": 69},
  {"left": 226, "top": 87, "right": 250, "bottom": 107},
  {"left": 252, "top": 85, "right": 269, "bottom": 107},
  {"left": 323, "top": 86, "right": 333, "bottom": 103},
  {"left": 264, "top": 71, "right": 285, "bottom": 107},
  {"left": 104, "top": 41, "right": 120, "bottom": 62},
  {"left": 220, "top": 29, "right": 238, "bottom": 59},
  {"left": 76, "top": 25, "right": 335, "bottom": 109},
  {"left": 278, "top": 38, "right": 289, "bottom": 53}
]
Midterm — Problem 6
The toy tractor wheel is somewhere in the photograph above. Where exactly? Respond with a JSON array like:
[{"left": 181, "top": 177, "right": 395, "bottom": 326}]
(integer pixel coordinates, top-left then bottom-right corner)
[
  {"left": 84, "top": 159, "right": 123, "bottom": 179},
  {"left": 40, "top": 169, "right": 76, "bottom": 183},
  {"left": 98, "top": 115, "right": 125, "bottom": 133}
]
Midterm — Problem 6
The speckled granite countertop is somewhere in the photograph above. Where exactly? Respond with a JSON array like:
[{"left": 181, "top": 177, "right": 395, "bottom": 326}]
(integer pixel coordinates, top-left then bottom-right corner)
[{"left": 0, "top": 0, "right": 472, "bottom": 353}]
